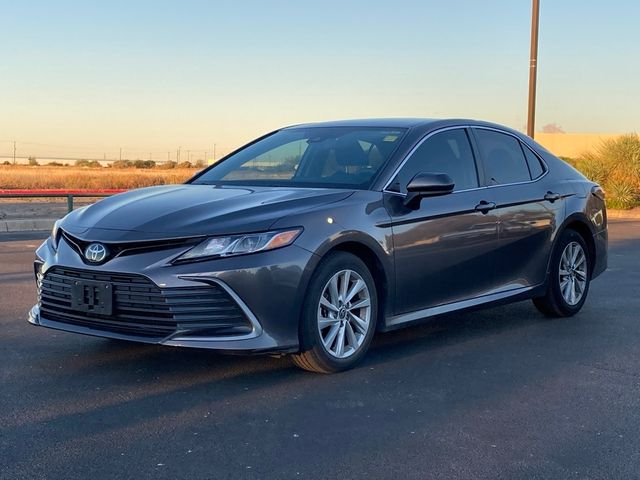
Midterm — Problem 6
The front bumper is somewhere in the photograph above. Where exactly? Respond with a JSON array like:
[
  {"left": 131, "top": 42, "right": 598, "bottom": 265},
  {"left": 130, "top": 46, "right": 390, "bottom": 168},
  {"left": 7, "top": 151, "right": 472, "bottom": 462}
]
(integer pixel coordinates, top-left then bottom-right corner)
[{"left": 30, "top": 235, "right": 318, "bottom": 353}]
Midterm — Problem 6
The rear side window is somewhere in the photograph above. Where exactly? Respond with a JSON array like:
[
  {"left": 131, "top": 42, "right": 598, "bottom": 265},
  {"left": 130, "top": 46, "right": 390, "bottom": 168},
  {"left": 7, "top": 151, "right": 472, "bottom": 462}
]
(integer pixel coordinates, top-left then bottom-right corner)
[
  {"left": 390, "top": 129, "right": 478, "bottom": 193},
  {"left": 474, "top": 129, "right": 531, "bottom": 185},
  {"left": 521, "top": 144, "right": 545, "bottom": 179}
]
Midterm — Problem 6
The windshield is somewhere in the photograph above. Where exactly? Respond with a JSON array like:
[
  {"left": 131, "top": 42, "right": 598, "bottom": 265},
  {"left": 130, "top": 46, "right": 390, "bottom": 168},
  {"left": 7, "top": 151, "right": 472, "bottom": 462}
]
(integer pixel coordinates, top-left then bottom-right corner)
[{"left": 191, "top": 126, "right": 406, "bottom": 189}]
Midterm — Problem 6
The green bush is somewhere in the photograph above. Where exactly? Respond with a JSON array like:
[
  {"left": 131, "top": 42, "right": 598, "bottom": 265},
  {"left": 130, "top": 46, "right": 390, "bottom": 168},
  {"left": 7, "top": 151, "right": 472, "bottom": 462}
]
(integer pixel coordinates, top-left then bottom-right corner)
[
  {"left": 559, "top": 156, "right": 578, "bottom": 168},
  {"left": 157, "top": 161, "right": 177, "bottom": 169},
  {"left": 572, "top": 134, "right": 640, "bottom": 209},
  {"left": 28, "top": 156, "right": 38, "bottom": 166},
  {"left": 133, "top": 159, "right": 156, "bottom": 169},
  {"left": 74, "top": 159, "right": 101, "bottom": 168},
  {"left": 113, "top": 160, "right": 133, "bottom": 168}
]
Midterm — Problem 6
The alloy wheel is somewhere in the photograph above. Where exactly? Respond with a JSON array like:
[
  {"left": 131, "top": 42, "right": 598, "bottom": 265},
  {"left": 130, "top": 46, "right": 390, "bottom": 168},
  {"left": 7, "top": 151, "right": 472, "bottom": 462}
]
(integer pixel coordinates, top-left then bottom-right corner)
[
  {"left": 558, "top": 241, "right": 588, "bottom": 306},
  {"left": 317, "top": 269, "right": 371, "bottom": 359}
]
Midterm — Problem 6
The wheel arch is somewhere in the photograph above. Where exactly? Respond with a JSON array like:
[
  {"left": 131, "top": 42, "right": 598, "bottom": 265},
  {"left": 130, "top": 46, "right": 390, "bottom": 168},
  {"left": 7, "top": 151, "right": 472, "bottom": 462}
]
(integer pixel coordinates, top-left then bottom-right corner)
[
  {"left": 305, "top": 232, "right": 394, "bottom": 333},
  {"left": 551, "top": 213, "right": 597, "bottom": 277}
]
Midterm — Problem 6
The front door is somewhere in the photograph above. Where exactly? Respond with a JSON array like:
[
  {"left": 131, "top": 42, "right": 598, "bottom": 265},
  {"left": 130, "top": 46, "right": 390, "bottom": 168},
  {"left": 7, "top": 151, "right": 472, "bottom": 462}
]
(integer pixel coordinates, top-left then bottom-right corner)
[{"left": 384, "top": 128, "right": 500, "bottom": 315}]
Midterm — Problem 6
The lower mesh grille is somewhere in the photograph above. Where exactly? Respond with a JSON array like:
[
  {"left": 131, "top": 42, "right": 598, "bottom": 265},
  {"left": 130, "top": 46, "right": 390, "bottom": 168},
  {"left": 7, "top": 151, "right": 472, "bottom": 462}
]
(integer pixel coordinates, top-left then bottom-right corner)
[{"left": 38, "top": 266, "right": 252, "bottom": 338}]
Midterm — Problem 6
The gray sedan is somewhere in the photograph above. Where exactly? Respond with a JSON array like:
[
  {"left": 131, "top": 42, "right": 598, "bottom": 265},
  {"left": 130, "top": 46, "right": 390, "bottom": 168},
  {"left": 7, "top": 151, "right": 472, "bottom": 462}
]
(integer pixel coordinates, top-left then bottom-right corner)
[{"left": 30, "top": 118, "right": 607, "bottom": 373}]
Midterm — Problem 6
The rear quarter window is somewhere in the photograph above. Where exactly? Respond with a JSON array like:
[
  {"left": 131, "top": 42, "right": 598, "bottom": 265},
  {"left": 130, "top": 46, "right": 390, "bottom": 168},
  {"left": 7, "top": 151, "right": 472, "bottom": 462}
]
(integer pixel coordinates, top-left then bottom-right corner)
[{"left": 521, "top": 144, "right": 546, "bottom": 179}]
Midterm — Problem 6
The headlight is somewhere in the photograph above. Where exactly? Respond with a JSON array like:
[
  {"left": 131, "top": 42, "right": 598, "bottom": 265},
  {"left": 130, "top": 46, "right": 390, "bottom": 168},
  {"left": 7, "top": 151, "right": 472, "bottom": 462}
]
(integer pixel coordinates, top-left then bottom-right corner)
[
  {"left": 50, "top": 220, "right": 61, "bottom": 250},
  {"left": 174, "top": 228, "right": 302, "bottom": 262}
]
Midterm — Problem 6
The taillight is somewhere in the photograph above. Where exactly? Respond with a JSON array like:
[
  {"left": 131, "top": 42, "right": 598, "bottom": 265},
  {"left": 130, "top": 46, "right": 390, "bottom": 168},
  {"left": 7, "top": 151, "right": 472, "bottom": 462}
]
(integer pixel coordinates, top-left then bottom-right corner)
[{"left": 591, "top": 185, "right": 605, "bottom": 201}]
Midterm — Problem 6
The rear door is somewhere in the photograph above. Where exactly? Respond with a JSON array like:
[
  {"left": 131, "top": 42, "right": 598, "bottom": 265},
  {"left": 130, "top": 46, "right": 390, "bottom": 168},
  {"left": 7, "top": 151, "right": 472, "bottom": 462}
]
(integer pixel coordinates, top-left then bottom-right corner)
[
  {"left": 471, "top": 127, "right": 561, "bottom": 290},
  {"left": 384, "top": 128, "right": 500, "bottom": 315}
]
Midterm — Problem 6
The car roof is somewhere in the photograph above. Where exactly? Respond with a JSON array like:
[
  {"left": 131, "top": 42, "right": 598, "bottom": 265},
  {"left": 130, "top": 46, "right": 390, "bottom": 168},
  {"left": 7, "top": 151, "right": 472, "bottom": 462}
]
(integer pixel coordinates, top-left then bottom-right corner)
[
  {"left": 283, "top": 118, "right": 523, "bottom": 134},
  {"left": 283, "top": 118, "right": 438, "bottom": 129}
]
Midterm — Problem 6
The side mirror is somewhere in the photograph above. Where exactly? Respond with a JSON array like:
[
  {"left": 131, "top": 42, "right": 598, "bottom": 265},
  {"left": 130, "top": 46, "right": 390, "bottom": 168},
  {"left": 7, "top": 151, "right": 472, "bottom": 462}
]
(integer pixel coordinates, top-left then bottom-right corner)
[{"left": 404, "top": 172, "right": 454, "bottom": 209}]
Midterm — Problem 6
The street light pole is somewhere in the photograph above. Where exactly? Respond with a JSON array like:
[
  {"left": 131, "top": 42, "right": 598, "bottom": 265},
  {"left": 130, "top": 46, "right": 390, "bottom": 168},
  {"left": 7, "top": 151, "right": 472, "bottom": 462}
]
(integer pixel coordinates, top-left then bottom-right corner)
[{"left": 527, "top": 0, "right": 540, "bottom": 138}]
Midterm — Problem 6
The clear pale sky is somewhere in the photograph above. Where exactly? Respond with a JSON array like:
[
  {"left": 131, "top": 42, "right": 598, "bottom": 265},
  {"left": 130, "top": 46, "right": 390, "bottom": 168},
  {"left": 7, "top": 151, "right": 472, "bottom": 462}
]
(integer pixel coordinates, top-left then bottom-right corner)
[{"left": 1, "top": 0, "right": 638, "bottom": 159}]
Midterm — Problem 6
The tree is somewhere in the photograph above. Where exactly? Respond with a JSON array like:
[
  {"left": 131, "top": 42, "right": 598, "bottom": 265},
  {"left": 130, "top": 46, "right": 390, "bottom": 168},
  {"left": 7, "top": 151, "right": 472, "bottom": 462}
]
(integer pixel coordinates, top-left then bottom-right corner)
[{"left": 541, "top": 123, "right": 565, "bottom": 134}]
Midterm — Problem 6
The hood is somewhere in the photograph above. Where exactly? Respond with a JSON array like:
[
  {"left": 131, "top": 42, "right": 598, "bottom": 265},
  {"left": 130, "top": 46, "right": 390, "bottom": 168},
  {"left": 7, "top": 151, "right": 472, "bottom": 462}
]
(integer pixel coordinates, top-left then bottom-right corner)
[{"left": 62, "top": 184, "right": 353, "bottom": 242}]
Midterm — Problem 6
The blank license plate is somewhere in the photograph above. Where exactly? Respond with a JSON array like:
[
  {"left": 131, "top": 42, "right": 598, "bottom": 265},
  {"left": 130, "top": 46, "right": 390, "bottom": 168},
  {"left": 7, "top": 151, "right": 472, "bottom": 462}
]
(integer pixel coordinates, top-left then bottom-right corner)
[{"left": 70, "top": 280, "right": 113, "bottom": 316}]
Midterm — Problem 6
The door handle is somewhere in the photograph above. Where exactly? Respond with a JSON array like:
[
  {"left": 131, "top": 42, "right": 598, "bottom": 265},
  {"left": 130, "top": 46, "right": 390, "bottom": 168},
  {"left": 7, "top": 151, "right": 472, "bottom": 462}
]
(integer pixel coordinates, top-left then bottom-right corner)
[
  {"left": 474, "top": 200, "right": 496, "bottom": 213},
  {"left": 544, "top": 191, "right": 561, "bottom": 202}
]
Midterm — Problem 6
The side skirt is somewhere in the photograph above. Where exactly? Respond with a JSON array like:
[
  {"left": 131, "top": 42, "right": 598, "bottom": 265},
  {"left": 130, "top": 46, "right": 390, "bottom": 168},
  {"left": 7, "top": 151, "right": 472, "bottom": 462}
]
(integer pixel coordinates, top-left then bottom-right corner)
[{"left": 381, "top": 283, "right": 547, "bottom": 332}]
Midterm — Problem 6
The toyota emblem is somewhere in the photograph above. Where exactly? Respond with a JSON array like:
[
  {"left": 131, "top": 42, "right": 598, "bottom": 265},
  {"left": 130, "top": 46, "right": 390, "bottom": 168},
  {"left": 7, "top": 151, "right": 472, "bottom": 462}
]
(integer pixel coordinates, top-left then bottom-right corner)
[{"left": 84, "top": 243, "right": 108, "bottom": 263}]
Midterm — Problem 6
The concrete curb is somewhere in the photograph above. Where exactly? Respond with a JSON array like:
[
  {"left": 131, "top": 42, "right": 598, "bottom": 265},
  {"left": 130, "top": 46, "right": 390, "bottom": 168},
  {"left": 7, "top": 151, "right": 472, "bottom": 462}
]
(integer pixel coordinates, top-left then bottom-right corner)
[
  {"left": 607, "top": 209, "right": 640, "bottom": 220},
  {"left": 0, "top": 218, "right": 57, "bottom": 233}
]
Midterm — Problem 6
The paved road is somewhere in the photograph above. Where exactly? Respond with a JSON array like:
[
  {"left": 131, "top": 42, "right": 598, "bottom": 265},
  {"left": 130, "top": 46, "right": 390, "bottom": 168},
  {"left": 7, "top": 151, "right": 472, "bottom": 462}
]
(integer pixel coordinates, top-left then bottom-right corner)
[{"left": 1, "top": 221, "right": 639, "bottom": 480}]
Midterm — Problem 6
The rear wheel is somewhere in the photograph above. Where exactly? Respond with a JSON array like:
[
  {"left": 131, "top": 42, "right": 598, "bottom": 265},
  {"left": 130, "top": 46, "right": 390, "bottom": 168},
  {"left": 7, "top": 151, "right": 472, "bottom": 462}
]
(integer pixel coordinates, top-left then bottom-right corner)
[
  {"left": 292, "top": 252, "right": 377, "bottom": 373},
  {"left": 533, "top": 229, "right": 591, "bottom": 317}
]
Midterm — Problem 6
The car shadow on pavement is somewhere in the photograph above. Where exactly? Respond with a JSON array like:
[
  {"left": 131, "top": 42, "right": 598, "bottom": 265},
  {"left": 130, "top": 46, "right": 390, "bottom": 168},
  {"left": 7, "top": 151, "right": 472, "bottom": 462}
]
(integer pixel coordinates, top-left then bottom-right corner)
[{"left": 6, "top": 301, "right": 551, "bottom": 430}]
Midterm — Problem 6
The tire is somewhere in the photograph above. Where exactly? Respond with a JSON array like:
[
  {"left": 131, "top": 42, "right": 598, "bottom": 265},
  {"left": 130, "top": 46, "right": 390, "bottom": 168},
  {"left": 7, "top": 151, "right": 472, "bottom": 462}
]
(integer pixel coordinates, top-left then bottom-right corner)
[
  {"left": 533, "top": 229, "right": 591, "bottom": 317},
  {"left": 292, "top": 251, "right": 378, "bottom": 373}
]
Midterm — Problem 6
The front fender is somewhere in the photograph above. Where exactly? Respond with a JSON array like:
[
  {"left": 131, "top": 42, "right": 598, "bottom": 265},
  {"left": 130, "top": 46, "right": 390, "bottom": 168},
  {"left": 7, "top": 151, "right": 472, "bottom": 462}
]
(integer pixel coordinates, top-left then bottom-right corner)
[{"left": 270, "top": 190, "right": 396, "bottom": 321}]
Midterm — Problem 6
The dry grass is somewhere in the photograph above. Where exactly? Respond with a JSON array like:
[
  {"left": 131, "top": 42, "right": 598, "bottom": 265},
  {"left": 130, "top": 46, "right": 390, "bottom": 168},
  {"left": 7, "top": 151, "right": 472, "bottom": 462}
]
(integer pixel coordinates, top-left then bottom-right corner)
[{"left": 0, "top": 165, "right": 198, "bottom": 190}]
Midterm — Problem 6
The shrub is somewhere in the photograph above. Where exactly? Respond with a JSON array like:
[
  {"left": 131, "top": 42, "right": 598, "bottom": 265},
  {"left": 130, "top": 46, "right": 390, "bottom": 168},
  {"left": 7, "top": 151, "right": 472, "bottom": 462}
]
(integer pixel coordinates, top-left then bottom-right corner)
[
  {"left": 177, "top": 161, "right": 193, "bottom": 168},
  {"left": 133, "top": 159, "right": 156, "bottom": 169},
  {"left": 559, "top": 156, "right": 578, "bottom": 168},
  {"left": 113, "top": 160, "right": 133, "bottom": 168},
  {"left": 28, "top": 156, "right": 38, "bottom": 166},
  {"left": 47, "top": 161, "right": 64, "bottom": 167},
  {"left": 574, "top": 134, "right": 640, "bottom": 209},
  {"left": 157, "top": 161, "right": 177, "bottom": 169},
  {"left": 2, "top": 161, "right": 10, "bottom": 165}
]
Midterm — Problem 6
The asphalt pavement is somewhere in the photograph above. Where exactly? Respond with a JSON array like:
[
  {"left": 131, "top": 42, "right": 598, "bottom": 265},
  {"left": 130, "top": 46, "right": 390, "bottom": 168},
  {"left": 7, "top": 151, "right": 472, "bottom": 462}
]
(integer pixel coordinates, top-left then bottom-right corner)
[{"left": 1, "top": 221, "right": 639, "bottom": 480}]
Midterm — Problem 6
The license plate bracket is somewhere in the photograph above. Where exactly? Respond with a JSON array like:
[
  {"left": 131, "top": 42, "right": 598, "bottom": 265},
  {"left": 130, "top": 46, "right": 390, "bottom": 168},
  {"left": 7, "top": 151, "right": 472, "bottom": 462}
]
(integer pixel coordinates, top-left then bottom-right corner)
[{"left": 71, "top": 280, "right": 113, "bottom": 316}]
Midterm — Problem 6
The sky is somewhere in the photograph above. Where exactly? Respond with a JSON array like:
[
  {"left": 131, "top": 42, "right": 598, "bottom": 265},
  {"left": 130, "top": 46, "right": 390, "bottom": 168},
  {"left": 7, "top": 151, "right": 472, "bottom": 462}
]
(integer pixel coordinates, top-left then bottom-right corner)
[{"left": 1, "top": 0, "right": 639, "bottom": 160}]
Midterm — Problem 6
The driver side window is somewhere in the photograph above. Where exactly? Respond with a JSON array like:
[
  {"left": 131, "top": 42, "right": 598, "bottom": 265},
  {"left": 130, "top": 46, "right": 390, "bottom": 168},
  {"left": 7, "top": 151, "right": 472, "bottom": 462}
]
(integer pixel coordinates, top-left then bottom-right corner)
[{"left": 390, "top": 129, "right": 478, "bottom": 194}]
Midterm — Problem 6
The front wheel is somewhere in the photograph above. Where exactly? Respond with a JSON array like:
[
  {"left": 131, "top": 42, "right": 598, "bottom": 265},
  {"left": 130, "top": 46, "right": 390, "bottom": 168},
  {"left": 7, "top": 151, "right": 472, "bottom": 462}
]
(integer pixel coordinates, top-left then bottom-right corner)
[
  {"left": 533, "top": 229, "right": 591, "bottom": 317},
  {"left": 292, "top": 252, "right": 378, "bottom": 373}
]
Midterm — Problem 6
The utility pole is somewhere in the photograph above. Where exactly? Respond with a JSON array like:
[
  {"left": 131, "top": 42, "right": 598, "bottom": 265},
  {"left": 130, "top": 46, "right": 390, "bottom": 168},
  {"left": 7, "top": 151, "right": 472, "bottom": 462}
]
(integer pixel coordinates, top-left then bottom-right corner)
[
  {"left": 187, "top": 150, "right": 191, "bottom": 163},
  {"left": 527, "top": 0, "right": 540, "bottom": 138},
  {"left": 177, "top": 146, "right": 181, "bottom": 163},
  {"left": 213, "top": 143, "right": 216, "bottom": 161},
  {"left": 149, "top": 152, "right": 152, "bottom": 161},
  {"left": 13, "top": 141, "right": 16, "bottom": 165},
  {"left": 167, "top": 151, "right": 170, "bottom": 162},
  {"left": 119, "top": 147, "right": 122, "bottom": 162}
]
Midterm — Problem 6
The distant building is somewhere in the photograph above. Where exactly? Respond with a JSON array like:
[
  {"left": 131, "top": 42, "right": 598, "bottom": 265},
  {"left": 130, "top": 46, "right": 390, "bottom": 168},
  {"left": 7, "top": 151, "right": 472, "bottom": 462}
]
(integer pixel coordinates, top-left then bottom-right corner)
[{"left": 535, "top": 133, "right": 625, "bottom": 159}]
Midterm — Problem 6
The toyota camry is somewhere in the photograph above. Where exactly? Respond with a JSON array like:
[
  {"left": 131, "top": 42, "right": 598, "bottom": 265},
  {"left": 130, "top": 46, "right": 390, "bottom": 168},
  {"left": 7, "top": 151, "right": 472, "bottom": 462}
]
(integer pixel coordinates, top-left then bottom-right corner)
[{"left": 30, "top": 118, "right": 608, "bottom": 373}]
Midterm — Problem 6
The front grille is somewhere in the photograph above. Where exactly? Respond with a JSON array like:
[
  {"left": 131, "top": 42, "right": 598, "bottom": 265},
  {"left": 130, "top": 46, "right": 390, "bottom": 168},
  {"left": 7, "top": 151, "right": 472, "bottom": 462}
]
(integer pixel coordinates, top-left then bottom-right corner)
[
  {"left": 61, "top": 231, "right": 201, "bottom": 265},
  {"left": 38, "top": 266, "right": 252, "bottom": 338}
]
